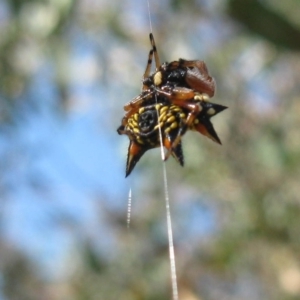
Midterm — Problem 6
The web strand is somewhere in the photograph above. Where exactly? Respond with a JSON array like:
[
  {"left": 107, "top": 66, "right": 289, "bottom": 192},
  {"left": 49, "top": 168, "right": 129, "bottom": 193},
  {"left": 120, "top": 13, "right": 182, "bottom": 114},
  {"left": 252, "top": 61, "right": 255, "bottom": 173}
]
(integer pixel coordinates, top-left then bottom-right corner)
[
  {"left": 146, "top": 1, "right": 179, "bottom": 299},
  {"left": 162, "top": 157, "right": 179, "bottom": 300},
  {"left": 127, "top": 188, "right": 132, "bottom": 229},
  {"left": 147, "top": 0, "right": 153, "bottom": 34}
]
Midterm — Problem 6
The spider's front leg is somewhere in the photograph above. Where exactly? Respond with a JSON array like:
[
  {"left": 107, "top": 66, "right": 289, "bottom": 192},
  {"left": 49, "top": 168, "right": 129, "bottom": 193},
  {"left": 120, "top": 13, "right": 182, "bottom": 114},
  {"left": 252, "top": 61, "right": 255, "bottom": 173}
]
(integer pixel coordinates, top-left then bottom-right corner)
[
  {"left": 118, "top": 90, "right": 155, "bottom": 131},
  {"left": 156, "top": 86, "right": 202, "bottom": 160},
  {"left": 120, "top": 33, "right": 162, "bottom": 130},
  {"left": 142, "top": 49, "right": 154, "bottom": 90},
  {"left": 142, "top": 33, "right": 162, "bottom": 90}
]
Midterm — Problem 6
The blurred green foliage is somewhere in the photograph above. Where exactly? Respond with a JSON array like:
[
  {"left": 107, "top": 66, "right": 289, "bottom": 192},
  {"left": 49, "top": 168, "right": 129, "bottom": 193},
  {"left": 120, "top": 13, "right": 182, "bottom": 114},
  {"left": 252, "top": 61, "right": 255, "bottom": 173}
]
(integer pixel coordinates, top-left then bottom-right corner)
[{"left": 1, "top": 0, "right": 300, "bottom": 299}]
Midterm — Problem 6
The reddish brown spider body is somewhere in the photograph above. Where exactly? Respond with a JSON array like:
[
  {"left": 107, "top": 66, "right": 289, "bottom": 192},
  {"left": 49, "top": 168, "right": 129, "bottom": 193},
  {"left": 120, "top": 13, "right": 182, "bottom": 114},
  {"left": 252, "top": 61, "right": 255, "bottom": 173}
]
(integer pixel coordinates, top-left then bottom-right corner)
[
  {"left": 143, "top": 58, "right": 215, "bottom": 97},
  {"left": 117, "top": 33, "right": 227, "bottom": 176}
]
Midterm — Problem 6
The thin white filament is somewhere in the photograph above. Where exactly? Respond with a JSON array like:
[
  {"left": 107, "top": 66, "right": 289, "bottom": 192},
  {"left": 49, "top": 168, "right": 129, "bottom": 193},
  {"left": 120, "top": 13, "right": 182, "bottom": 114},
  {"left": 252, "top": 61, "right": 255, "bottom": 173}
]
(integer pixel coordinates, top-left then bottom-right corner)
[
  {"left": 154, "top": 94, "right": 178, "bottom": 300},
  {"left": 155, "top": 98, "right": 178, "bottom": 300},
  {"left": 147, "top": 0, "right": 153, "bottom": 34},
  {"left": 154, "top": 91, "right": 179, "bottom": 300},
  {"left": 146, "top": 2, "right": 179, "bottom": 299},
  {"left": 162, "top": 160, "right": 179, "bottom": 300},
  {"left": 127, "top": 188, "right": 132, "bottom": 229},
  {"left": 156, "top": 110, "right": 166, "bottom": 161}
]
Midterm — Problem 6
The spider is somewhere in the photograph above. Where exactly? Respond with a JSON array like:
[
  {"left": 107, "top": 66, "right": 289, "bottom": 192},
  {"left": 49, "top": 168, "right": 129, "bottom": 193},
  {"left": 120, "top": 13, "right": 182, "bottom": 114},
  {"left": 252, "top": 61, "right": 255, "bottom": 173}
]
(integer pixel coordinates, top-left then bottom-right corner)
[
  {"left": 120, "top": 94, "right": 226, "bottom": 177},
  {"left": 117, "top": 33, "right": 227, "bottom": 176},
  {"left": 120, "top": 100, "right": 185, "bottom": 177}
]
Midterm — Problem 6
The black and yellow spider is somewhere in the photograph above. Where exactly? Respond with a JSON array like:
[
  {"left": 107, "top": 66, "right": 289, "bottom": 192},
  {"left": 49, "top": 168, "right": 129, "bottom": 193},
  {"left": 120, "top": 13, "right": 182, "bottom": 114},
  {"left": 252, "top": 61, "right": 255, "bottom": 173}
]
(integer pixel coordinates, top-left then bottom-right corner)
[
  {"left": 119, "top": 94, "right": 226, "bottom": 176},
  {"left": 117, "top": 34, "right": 227, "bottom": 176}
]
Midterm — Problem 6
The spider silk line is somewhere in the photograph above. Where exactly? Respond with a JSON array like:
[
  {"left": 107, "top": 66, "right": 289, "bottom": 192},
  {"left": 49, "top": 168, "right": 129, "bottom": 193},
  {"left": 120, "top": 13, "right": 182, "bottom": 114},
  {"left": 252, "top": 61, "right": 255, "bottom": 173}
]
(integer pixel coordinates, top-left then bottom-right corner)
[
  {"left": 127, "top": 188, "right": 132, "bottom": 229},
  {"left": 146, "top": 1, "right": 179, "bottom": 300},
  {"left": 146, "top": 0, "right": 153, "bottom": 33},
  {"left": 126, "top": 0, "right": 154, "bottom": 231}
]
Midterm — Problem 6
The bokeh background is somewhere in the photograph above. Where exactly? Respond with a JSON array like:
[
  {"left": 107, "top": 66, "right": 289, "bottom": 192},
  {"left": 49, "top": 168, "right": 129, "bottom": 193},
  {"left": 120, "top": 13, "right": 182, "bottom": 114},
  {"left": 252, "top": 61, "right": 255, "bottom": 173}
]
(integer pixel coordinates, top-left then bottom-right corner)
[{"left": 1, "top": 0, "right": 300, "bottom": 299}]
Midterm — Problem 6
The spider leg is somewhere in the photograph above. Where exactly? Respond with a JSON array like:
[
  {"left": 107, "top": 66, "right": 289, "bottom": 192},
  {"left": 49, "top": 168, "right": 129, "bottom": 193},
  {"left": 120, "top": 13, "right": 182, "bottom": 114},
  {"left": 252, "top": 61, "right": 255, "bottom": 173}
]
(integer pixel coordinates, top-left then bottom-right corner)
[
  {"left": 142, "top": 49, "right": 154, "bottom": 90},
  {"left": 149, "top": 33, "right": 161, "bottom": 70},
  {"left": 124, "top": 90, "right": 154, "bottom": 112},
  {"left": 156, "top": 86, "right": 200, "bottom": 131},
  {"left": 163, "top": 124, "right": 185, "bottom": 166},
  {"left": 163, "top": 105, "right": 198, "bottom": 162},
  {"left": 121, "top": 90, "right": 155, "bottom": 127},
  {"left": 153, "top": 86, "right": 201, "bottom": 161}
]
